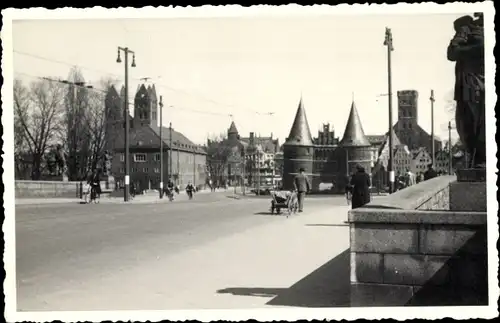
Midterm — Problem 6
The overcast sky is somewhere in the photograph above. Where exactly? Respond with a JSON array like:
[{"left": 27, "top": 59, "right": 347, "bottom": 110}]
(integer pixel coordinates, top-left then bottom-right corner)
[{"left": 12, "top": 12, "right": 468, "bottom": 145}]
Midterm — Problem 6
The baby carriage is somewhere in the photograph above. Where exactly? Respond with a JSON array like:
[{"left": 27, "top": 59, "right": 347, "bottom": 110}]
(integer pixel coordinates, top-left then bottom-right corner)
[{"left": 270, "top": 190, "right": 298, "bottom": 217}]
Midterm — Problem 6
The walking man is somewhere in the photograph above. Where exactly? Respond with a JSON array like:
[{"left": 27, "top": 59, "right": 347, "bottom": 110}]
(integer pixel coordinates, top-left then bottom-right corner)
[
  {"left": 350, "top": 164, "right": 371, "bottom": 209},
  {"left": 424, "top": 164, "right": 438, "bottom": 181},
  {"left": 293, "top": 167, "right": 311, "bottom": 213}
]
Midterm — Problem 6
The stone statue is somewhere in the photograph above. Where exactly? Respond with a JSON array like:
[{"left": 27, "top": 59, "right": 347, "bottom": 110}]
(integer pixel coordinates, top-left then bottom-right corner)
[{"left": 447, "top": 13, "right": 485, "bottom": 168}]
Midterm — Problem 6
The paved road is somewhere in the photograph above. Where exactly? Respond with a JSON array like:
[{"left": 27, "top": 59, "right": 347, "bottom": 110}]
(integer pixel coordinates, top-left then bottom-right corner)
[{"left": 16, "top": 194, "right": 351, "bottom": 311}]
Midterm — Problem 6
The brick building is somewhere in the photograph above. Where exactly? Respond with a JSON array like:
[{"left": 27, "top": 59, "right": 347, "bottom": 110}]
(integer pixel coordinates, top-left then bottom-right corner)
[
  {"left": 105, "top": 84, "right": 207, "bottom": 191},
  {"left": 282, "top": 97, "right": 373, "bottom": 193},
  {"left": 394, "top": 90, "right": 442, "bottom": 152}
]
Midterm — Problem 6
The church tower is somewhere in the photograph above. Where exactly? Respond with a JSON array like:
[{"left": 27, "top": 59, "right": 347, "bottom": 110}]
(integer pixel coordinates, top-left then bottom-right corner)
[
  {"left": 339, "top": 99, "right": 372, "bottom": 186},
  {"left": 104, "top": 85, "right": 123, "bottom": 152},
  {"left": 283, "top": 97, "right": 314, "bottom": 190},
  {"left": 133, "top": 83, "right": 158, "bottom": 128}
]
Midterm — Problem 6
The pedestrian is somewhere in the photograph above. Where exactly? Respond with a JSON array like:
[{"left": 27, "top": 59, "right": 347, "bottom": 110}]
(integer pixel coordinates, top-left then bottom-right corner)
[
  {"left": 293, "top": 167, "right": 311, "bottom": 213},
  {"left": 186, "top": 181, "right": 195, "bottom": 200},
  {"left": 345, "top": 173, "right": 353, "bottom": 205},
  {"left": 424, "top": 164, "right": 438, "bottom": 181},
  {"left": 350, "top": 164, "right": 371, "bottom": 209}
]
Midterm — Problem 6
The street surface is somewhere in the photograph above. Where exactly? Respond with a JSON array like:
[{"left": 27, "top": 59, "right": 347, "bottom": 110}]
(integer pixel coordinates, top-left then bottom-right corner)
[{"left": 16, "top": 193, "right": 352, "bottom": 311}]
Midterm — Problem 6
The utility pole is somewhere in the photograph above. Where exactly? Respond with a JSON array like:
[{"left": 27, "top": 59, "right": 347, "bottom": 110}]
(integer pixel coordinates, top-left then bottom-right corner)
[
  {"left": 116, "top": 46, "right": 136, "bottom": 202},
  {"left": 384, "top": 27, "right": 395, "bottom": 194},
  {"left": 169, "top": 122, "right": 173, "bottom": 183},
  {"left": 159, "top": 96, "right": 164, "bottom": 198},
  {"left": 177, "top": 140, "right": 180, "bottom": 186},
  {"left": 430, "top": 89, "right": 436, "bottom": 166},
  {"left": 448, "top": 121, "right": 453, "bottom": 175}
]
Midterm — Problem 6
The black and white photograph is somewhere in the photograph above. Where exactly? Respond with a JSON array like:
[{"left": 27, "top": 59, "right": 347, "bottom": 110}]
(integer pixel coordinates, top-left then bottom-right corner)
[{"left": 2, "top": 2, "right": 498, "bottom": 321}]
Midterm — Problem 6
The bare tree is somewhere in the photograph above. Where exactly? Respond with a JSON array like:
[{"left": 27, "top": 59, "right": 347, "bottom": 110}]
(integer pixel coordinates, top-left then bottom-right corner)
[
  {"left": 83, "top": 77, "right": 117, "bottom": 175},
  {"left": 206, "top": 132, "right": 228, "bottom": 184},
  {"left": 14, "top": 78, "right": 65, "bottom": 180}
]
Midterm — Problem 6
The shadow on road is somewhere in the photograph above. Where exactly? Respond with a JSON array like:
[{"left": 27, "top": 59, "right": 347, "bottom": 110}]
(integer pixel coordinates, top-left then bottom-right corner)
[
  {"left": 305, "top": 223, "right": 349, "bottom": 227},
  {"left": 216, "top": 248, "right": 350, "bottom": 308}
]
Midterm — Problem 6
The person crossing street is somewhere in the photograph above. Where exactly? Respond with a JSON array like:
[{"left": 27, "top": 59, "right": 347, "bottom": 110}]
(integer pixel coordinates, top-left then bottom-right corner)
[{"left": 293, "top": 167, "right": 311, "bottom": 213}]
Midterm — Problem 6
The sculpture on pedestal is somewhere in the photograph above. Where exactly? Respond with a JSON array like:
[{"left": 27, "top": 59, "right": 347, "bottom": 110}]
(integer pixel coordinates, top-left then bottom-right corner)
[{"left": 447, "top": 13, "right": 485, "bottom": 168}]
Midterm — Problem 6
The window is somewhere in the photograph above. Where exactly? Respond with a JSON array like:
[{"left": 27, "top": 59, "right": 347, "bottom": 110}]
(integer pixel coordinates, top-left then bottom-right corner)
[
  {"left": 120, "top": 167, "right": 125, "bottom": 173},
  {"left": 143, "top": 167, "right": 149, "bottom": 173},
  {"left": 120, "top": 153, "right": 124, "bottom": 162},
  {"left": 152, "top": 111, "right": 157, "bottom": 120},
  {"left": 131, "top": 167, "right": 137, "bottom": 173},
  {"left": 134, "top": 153, "right": 147, "bottom": 162},
  {"left": 154, "top": 153, "right": 161, "bottom": 162},
  {"left": 154, "top": 168, "right": 160, "bottom": 173}
]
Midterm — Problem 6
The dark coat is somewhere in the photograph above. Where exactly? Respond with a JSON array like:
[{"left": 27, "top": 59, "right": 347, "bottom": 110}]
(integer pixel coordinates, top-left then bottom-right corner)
[
  {"left": 293, "top": 173, "right": 311, "bottom": 193},
  {"left": 424, "top": 168, "right": 438, "bottom": 180},
  {"left": 350, "top": 171, "right": 371, "bottom": 209}
]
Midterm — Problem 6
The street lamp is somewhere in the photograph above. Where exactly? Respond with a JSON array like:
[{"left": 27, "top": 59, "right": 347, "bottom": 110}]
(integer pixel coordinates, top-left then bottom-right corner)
[
  {"left": 430, "top": 90, "right": 436, "bottom": 166},
  {"left": 383, "top": 27, "right": 395, "bottom": 194},
  {"left": 116, "top": 46, "right": 136, "bottom": 202}
]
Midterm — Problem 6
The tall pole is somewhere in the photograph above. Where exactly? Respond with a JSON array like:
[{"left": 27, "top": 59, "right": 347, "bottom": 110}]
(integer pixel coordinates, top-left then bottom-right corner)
[
  {"left": 159, "top": 96, "right": 164, "bottom": 198},
  {"left": 117, "top": 46, "right": 136, "bottom": 202},
  {"left": 430, "top": 90, "right": 436, "bottom": 166},
  {"left": 169, "top": 122, "right": 172, "bottom": 183},
  {"left": 177, "top": 140, "right": 180, "bottom": 186},
  {"left": 384, "top": 27, "right": 395, "bottom": 194},
  {"left": 448, "top": 121, "right": 453, "bottom": 175}
]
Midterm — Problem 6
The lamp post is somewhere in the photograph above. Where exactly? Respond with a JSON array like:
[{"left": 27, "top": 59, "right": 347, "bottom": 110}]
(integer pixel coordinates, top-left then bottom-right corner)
[
  {"left": 430, "top": 90, "right": 436, "bottom": 166},
  {"left": 383, "top": 27, "right": 395, "bottom": 194},
  {"left": 159, "top": 96, "right": 164, "bottom": 198},
  {"left": 116, "top": 46, "right": 136, "bottom": 202},
  {"left": 169, "top": 122, "right": 173, "bottom": 183},
  {"left": 448, "top": 121, "right": 453, "bottom": 175}
]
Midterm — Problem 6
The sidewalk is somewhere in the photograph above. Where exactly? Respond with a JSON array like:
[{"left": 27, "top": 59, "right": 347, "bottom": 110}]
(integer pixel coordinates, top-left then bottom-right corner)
[
  {"left": 15, "top": 188, "right": 228, "bottom": 206},
  {"left": 34, "top": 203, "right": 351, "bottom": 310}
]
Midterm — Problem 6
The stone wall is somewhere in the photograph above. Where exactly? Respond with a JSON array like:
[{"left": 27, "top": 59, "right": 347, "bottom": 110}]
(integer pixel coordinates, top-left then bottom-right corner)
[
  {"left": 16, "top": 180, "right": 81, "bottom": 198},
  {"left": 348, "top": 175, "right": 488, "bottom": 306}
]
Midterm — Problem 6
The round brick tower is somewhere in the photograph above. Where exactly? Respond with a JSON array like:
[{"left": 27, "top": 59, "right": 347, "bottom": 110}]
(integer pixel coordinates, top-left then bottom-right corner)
[
  {"left": 283, "top": 97, "right": 315, "bottom": 190},
  {"left": 339, "top": 100, "right": 373, "bottom": 188}
]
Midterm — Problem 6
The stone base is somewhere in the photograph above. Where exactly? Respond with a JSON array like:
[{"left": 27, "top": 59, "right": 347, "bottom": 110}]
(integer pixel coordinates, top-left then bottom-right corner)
[
  {"left": 457, "top": 168, "right": 486, "bottom": 182},
  {"left": 450, "top": 181, "right": 487, "bottom": 212}
]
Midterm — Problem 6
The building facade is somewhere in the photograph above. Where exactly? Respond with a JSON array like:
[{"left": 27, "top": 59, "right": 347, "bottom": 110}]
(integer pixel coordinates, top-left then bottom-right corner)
[
  {"left": 105, "top": 83, "right": 207, "bottom": 191},
  {"left": 410, "top": 147, "right": 432, "bottom": 176},
  {"left": 282, "top": 97, "right": 373, "bottom": 193}
]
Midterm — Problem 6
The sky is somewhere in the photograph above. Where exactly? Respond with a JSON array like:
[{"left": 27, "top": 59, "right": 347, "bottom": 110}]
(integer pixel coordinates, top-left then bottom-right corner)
[{"left": 12, "top": 11, "right": 469, "bottom": 145}]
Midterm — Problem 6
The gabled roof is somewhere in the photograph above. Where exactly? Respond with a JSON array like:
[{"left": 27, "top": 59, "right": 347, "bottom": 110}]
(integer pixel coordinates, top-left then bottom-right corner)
[
  {"left": 135, "top": 84, "right": 149, "bottom": 101},
  {"left": 285, "top": 97, "right": 314, "bottom": 146},
  {"left": 239, "top": 136, "right": 279, "bottom": 153},
  {"left": 112, "top": 124, "right": 206, "bottom": 154},
  {"left": 340, "top": 101, "right": 371, "bottom": 147}
]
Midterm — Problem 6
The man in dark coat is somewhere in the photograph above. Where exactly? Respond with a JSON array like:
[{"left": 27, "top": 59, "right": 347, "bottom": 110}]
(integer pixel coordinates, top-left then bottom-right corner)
[
  {"left": 350, "top": 164, "right": 371, "bottom": 209},
  {"left": 293, "top": 167, "right": 311, "bottom": 212},
  {"left": 424, "top": 164, "right": 438, "bottom": 181}
]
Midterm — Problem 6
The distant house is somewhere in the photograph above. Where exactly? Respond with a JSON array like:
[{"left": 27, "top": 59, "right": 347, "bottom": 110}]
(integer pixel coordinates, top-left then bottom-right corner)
[{"left": 411, "top": 147, "right": 432, "bottom": 176}]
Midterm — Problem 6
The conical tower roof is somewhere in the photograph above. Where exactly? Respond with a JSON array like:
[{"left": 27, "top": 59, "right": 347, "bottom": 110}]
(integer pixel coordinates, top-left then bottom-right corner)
[
  {"left": 285, "top": 97, "right": 314, "bottom": 146},
  {"left": 340, "top": 100, "right": 371, "bottom": 147},
  {"left": 228, "top": 121, "right": 239, "bottom": 135}
]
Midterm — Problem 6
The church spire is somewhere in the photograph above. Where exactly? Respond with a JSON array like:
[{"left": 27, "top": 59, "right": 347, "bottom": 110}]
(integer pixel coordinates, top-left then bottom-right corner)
[
  {"left": 228, "top": 121, "right": 239, "bottom": 136},
  {"left": 340, "top": 100, "right": 370, "bottom": 147},
  {"left": 285, "top": 96, "right": 314, "bottom": 146}
]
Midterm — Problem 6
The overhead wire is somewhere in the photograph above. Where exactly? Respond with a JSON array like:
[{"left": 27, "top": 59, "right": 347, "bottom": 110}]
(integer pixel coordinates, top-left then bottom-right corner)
[
  {"left": 14, "top": 71, "right": 234, "bottom": 118},
  {"left": 13, "top": 49, "right": 275, "bottom": 117}
]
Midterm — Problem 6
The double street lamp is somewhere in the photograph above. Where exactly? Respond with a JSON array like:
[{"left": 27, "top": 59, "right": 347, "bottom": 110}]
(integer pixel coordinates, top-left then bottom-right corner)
[{"left": 116, "top": 46, "right": 136, "bottom": 202}]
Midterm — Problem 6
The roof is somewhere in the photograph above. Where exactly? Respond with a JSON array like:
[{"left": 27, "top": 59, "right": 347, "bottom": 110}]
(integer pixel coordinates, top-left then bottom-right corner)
[
  {"left": 339, "top": 101, "right": 371, "bottom": 147},
  {"left": 228, "top": 121, "right": 239, "bottom": 135},
  {"left": 112, "top": 125, "right": 206, "bottom": 154},
  {"left": 284, "top": 97, "right": 314, "bottom": 146},
  {"left": 240, "top": 136, "right": 279, "bottom": 153}
]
